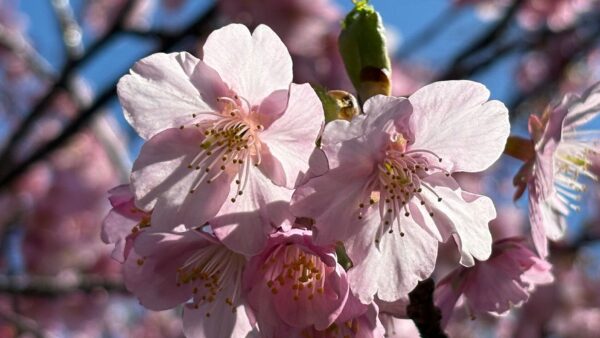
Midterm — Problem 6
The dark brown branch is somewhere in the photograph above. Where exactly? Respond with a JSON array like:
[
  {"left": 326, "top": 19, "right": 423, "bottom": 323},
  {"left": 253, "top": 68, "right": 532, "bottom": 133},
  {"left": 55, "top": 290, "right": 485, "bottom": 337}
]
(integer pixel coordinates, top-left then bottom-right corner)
[
  {"left": 0, "top": 275, "right": 126, "bottom": 297},
  {"left": 407, "top": 278, "right": 448, "bottom": 338}
]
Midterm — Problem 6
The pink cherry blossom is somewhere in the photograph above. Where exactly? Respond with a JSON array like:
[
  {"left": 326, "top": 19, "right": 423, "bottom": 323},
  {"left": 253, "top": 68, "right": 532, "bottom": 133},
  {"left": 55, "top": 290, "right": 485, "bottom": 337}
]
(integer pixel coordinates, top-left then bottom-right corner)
[
  {"left": 511, "top": 82, "right": 600, "bottom": 257},
  {"left": 123, "top": 228, "right": 251, "bottom": 338},
  {"left": 292, "top": 81, "right": 509, "bottom": 304},
  {"left": 242, "top": 229, "right": 349, "bottom": 336},
  {"left": 118, "top": 24, "right": 324, "bottom": 255},
  {"left": 434, "top": 237, "right": 554, "bottom": 327},
  {"left": 101, "top": 184, "right": 151, "bottom": 263}
]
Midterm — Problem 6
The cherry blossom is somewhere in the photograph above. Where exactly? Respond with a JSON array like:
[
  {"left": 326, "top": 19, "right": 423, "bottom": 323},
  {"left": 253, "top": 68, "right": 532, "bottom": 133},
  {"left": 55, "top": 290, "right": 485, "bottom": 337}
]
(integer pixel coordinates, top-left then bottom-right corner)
[
  {"left": 118, "top": 24, "right": 324, "bottom": 255},
  {"left": 123, "top": 228, "right": 251, "bottom": 338},
  {"left": 434, "top": 237, "right": 554, "bottom": 327},
  {"left": 511, "top": 82, "right": 600, "bottom": 257},
  {"left": 242, "top": 229, "right": 350, "bottom": 336},
  {"left": 292, "top": 81, "right": 509, "bottom": 303}
]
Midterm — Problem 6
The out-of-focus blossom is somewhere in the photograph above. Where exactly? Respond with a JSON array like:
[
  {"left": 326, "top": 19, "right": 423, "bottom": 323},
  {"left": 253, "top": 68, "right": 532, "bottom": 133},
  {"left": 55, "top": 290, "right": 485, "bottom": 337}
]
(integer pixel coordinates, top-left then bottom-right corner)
[
  {"left": 516, "top": 31, "right": 584, "bottom": 92},
  {"left": 434, "top": 237, "right": 553, "bottom": 327},
  {"left": 550, "top": 308, "right": 600, "bottom": 338},
  {"left": 119, "top": 24, "right": 324, "bottom": 255},
  {"left": 293, "top": 80, "right": 508, "bottom": 304},
  {"left": 20, "top": 123, "right": 122, "bottom": 275},
  {"left": 243, "top": 229, "right": 349, "bottom": 336},
  {"left": 124, "top": 228, "right": 251, "bottom": 338},
  {"left": 454, "top": 0, "right": 598, "bottom": 31},
  {"left": 511, "top": 82, "right": 600, "bottom": 257},
  {"left": 84, "top": 0, "right": 188, "bottom": 35}
]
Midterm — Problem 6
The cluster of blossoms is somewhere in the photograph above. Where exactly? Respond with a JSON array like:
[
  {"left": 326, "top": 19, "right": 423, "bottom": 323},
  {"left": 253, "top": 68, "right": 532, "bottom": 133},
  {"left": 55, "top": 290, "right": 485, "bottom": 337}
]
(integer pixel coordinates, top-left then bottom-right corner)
[
  {"left": 454, "top": 0, "right": 599, "bottom": 31},
  {"left": 102, "top": 21, "right": 600, "bottom": 337}
]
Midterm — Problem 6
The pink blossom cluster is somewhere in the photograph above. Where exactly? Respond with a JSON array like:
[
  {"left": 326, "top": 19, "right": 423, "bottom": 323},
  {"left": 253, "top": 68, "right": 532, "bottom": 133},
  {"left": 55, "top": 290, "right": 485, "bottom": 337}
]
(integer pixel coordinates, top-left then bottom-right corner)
[
  {"left": 454, "top": 0, "right": 598, "bottom": 31},
  {"left": 100, "top": 22, "right": 570, "bottom": 337}
]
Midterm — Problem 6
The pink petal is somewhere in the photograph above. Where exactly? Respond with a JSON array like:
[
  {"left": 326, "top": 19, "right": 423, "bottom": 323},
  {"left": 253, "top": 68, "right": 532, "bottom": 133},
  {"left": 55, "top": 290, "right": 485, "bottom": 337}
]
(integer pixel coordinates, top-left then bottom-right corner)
[
  {"left": 183, "top": 305, "right": 253, "bottom": 338},
  {"left": 433, "top": 270, "right": 464, "bottom": 328},
  {"left": 123, "top": 231, "right": 211, "bottom": 310},
  {"left": 291, "top": 153, "right": 375, "bottom": 246},
  {"left": 346, "top": 208, "right": 438, "bottom": 304},
  {"left": 101, "top": 209, "right": 138, "bottom": 263},
  {"left": 409, "top": 80, "right": 509, "bottom": 173},
  {"left": 189, "top": 58, "right": 230, "bottom": 108},
  {"left": 117, "top": 52, "right": 215, "bottom": 139},
  {"left": 131, "top": 128, "right": 232, "bottom": 230},
  {"left": 528, "top": 192, "right": 567, "bottom": 258},
  {"left": 182, "top": 302, "right": 252, "bottom": 338},
  {"left": 362, "top": 95, "right": 415, "bottom": 142},
  {"left": 203, "top": 24, "right": 292, "bottom": 106},
  {"left": 528, "top": 193, "right": 549, "bottom": 258},
  {"left": 107, "top": 184, "right": 135, "bottom": 208},
  {"left": 259, "top": 83, "right": 324, "bottom": 189},
  {"left": 210, "top": 166, "right": 294, "bottom": 256},
  {"left": 422, "top": 173, "right": 495, "bottom": 267},
  {"left": 564, "top": 81, "right": 600, "bottom": 129}
]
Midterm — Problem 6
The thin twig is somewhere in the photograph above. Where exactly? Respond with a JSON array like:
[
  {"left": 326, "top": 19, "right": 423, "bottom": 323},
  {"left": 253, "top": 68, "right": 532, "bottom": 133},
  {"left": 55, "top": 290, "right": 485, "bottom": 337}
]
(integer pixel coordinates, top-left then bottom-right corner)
[{"left": 440, "top": 0, "right": 524, "bottom": 79}]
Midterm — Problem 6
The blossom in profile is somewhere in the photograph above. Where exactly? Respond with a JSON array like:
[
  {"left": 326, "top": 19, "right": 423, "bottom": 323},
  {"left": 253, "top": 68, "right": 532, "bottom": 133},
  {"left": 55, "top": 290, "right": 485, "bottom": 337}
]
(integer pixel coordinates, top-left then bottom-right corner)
[
  {"left": 434, "top": 237, "right": 554, "bottom": 327},
  {"left": 292, "top": 81, "right": 509, "bottom": 303},
  {"left": 123, "top": 228, "right": 251, "bottom": 338},
  {"left": 242, "top": 229, "right": 350, "bottom": 336},
  {"left": 510, "top": 82, "right": 600, "bottom": 257},
  {"left": 118, "top": 24, "right": 324, "bottom": 255},
  {"left": 101, "top": 184, "right": 151, "bottom": 262}
]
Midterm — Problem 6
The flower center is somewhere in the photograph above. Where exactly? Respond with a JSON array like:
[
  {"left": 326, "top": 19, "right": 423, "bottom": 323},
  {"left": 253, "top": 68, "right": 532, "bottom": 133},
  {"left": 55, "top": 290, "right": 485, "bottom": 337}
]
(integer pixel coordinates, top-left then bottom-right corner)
[
  {"left": 183, "top": 95, "right": 264, "bottom": 202},
  {"left": 176, "top": 243, "right": 245, "bottom": 317},
  {"left": 357, "top": 133, "right": 448, "bottom": 243},
  {"left": 554, "top": 141, "right": 598, "bottom": 211},
  {"left": 262, "top": 244, "right": 326, "bottom": 302}
]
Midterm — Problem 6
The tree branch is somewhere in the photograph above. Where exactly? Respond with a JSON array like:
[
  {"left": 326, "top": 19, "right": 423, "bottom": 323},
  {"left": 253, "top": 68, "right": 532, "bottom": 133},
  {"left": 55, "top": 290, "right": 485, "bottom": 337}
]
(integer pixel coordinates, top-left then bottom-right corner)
[
  {"left": 407, "top": 278, "right": 448, "bottom": 338},
  {"left": 440, "top": 0, "right": 523, "bottom": 80}
]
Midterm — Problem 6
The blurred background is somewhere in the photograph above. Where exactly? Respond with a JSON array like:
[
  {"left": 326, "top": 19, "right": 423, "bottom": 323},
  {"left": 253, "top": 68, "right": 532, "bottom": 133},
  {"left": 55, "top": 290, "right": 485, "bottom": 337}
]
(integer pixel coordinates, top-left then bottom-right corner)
[{"left": 0, "top": 0, "right": 600, "bottom": 337}]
